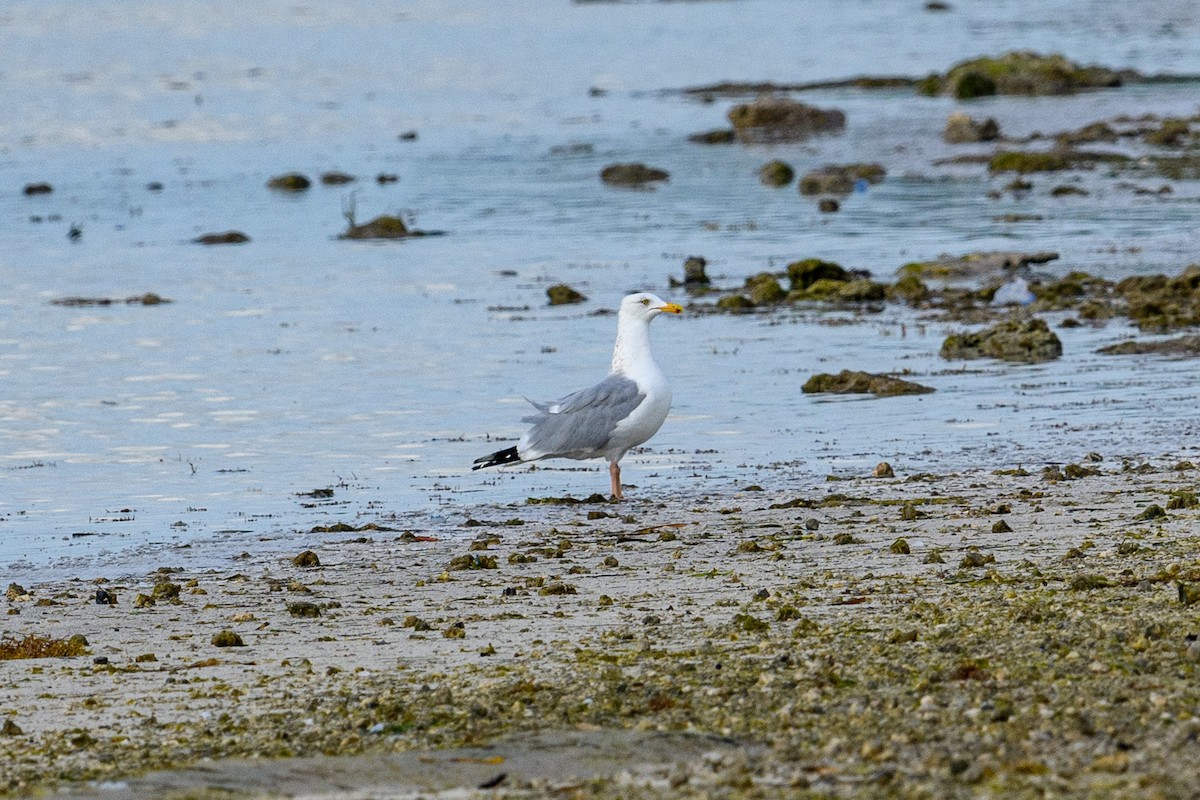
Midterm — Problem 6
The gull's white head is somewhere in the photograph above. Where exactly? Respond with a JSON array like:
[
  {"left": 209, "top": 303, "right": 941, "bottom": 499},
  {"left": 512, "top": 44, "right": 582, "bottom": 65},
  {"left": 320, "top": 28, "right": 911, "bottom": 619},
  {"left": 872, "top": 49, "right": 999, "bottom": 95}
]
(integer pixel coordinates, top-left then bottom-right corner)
[{"left": 619, "top": 292, "right": 683, "bottom": 322}]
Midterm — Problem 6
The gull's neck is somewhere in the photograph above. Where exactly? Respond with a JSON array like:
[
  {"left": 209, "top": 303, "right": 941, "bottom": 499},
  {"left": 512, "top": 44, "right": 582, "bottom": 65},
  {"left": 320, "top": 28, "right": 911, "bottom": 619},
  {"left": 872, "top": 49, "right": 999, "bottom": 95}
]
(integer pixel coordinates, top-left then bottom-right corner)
[{"left": 610, "top": 313, "right": 657, "bottom": 377}]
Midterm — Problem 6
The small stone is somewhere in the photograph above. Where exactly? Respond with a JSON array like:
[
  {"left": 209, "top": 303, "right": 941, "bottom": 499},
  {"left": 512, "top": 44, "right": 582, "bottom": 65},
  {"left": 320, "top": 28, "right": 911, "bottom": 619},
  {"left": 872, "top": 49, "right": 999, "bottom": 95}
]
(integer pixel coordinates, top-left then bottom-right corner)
[
  {"left": 94, "top": 589, "right": 116, "bottom": 605},
  {"left": 151, "top": 582, "right": 181, "bottom": 601},
  {"left": 992, "top": 519, "right": 1013, "bottom": 533},
  {"left": 817, "top": 198, "right": 840, "bottom": 213},
  {"left": 133, "top": 593, "right": 155, "bottom": 608},
  {"left": 6, "top": 583, "right": 28, "bottom": 601},
  {"left": 682, "top": 256, "right": 710, "bottom": 286},
  {"left": 1136, "top": 504, "right": 1167, "bottom": 521},
  {"left": 873, "top": 462, "right": 895, "bottom": 478},
  {"left": 1178, "top": 582, "right": 1200, "bottom": 607},
  {"left": 959, "top": 549, "right": 995, "bottom": 568},
  {"left": 889, "top": 538, "right": 911, "bottom": 555},
  {"left": 804, "top": 518, "right": 820, "bottom": 531},
  {"left": 601, "top": 556, "right": 619, "bottom": 568},
  {"left": 0, "top": 719, "right": 23, "bottom": 736}
]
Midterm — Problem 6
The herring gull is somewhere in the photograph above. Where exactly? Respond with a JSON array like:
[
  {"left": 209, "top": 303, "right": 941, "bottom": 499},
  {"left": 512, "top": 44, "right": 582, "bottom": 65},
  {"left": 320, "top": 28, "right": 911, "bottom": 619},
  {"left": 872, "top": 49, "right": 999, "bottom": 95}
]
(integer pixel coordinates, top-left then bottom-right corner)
[{"left": 473, "top": 292, "right": 682, "bottom": 500}]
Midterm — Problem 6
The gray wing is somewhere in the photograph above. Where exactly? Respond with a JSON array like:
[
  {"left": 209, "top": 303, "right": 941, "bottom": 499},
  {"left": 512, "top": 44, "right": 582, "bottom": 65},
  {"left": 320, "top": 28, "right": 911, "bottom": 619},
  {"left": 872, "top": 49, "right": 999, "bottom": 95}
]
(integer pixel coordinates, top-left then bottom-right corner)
[{"left": 520, "top": 375, "right": 644, "bottom": 459}]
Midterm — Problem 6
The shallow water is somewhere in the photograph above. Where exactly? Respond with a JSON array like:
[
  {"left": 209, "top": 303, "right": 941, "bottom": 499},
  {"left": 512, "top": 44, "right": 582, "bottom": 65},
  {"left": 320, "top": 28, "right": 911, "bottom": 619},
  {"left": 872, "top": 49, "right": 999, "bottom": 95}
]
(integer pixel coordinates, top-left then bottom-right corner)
[{"left": 2, "top": 0, "right": 1199, "bottom": 579}]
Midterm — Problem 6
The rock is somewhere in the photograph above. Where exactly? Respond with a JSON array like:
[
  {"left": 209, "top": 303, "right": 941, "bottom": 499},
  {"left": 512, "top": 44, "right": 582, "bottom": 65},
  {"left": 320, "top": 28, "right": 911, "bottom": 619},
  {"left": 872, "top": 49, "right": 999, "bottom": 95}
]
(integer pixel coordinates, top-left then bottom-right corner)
[
  {"left": 758, "top": 160, "right": 795, "bottom": 187},
  {"left": 94, "top": 589, "right": 116, "bottom": 605},
  {"left": 898, "top": 251, "right": 1058, "bottom": 280},
  {"left": 940, "top": 318, "right": 1063, "bottom": 363},
  {"left": 888, "top": 274, "right": 931, "bottom": 304},
  {"left": 600, "top": 162, "right": 669, "bottom": 187},
  {"left": 727, "top": 97, "right": 845, "bottom": 142},
  {"left": 817, "top": 198, "right": 840, "bottom": 213},
  {"left": 791, "top": 278, "right": 886, "bottom": 303},
  {"left": 918, "top": 51, "right": 1123, "bottom": 99},
  {"left": 874, "top": 462, "right": 895, "bottom": 478},
  {"left": 715, "top": 294, "right": 755, "bottom": 311},
  {"left": 1145, "top": 119, "right": 1190, "bottom": 147},
  {"left": 1057, "top": 121, "right": 1119, "bottom": 146},
  {"left": 682, "top": 256, "right": 710, "bottom": 286},
  {"left": 339, "top": 215, "right": 441, "bottom": 240},
  {"left": 799, "top": 163, "right": 886, "bottom": 195},
  {"left": 287, "top": 601, "right": 322, "bottom": 618},
  {"left": 0, "top": 719, "right": 23, "bottom": 736},
  {"left": 398, "top": 130, "right": 418, "bottom": 141},
  {"left": 744, "top": 273, "right": 786, "bottom": 305},
  {"left": 266, "top": 173, "right": 311, "bottom": 192},
  {"left": 546, "top": 284, "right": 587, "bottom": 306},
  {"left": 802, "top": 370, "right": 935, "bottom": 397},
  {"left": 1116, "top": 266, "right": 1200, "bottom": 331},
  {"left": 194, "top": 231, "right": 250, "bottom": 245},
  {"left": 989, "top": 151, "right": 1070, "bottom": 173},
  {"left": 292, "top": 550, "right": 320, "bottom": 568},
  {"left": 5, "top": 583, "right": 27, "bottom": 601},
  {"left": 943, "top": 112, "right": 1000, "bottom": 143},
  {"left": 1098, "top": 335, "right": 1200, "bottom": 357},
  {"left": 1050, "top": 185, "right": 1089, "bottom": 197},
  {"left": 687, "top": 129, "right": 736, "bottom": 144},
  {"left": 376, "top": 173, "right": 400, "bottom": 184},
  {"left": 788, "top": 259, "right": 848, "bottom": 291},
  {"left": 320, "top": 171, "right": 356, "bottom": 185},
  {"left": 23, "top": 183, "right": 53, "bottom": 196},
  {"left": 211, "top": 630, "right": 245, "bottom": 647}
]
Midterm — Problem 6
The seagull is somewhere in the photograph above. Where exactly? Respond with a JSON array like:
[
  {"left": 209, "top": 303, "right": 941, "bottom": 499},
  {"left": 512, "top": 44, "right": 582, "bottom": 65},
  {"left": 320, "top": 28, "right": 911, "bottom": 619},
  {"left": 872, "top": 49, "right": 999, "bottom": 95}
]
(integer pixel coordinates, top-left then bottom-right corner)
[
  {"left": 473, "top": 292, "right": 682, "bottom": 500},
  {"left": 992, "top": 276, "right": 1035, "bottom": 306}
]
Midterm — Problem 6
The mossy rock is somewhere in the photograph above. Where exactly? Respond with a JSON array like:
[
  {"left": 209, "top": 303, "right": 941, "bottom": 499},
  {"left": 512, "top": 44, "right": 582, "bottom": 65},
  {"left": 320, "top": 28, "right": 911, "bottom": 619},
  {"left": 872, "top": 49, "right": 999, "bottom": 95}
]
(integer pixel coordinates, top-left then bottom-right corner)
[
  {"left": 320, "top": 171, "right": 356, "bottom": 185},
  {"left": 1116, "top": 265, "right": 1200, "bottom": 331},
  {"left": 266, "top": 173, "right": 311, "bottom": 192},
  {"left": 943, "top": 112, "right": 1000, "bottom": 143},
  {"left": 920, "top": 51, "right": 1123, "bottom": 98},
  {"left": 787, "top": 258, "right": 847, "bottom": 291},
  {"left": 687, "top": 129, "right": 736, "bottom": 145},
  {"left": 888, "top": 274, "right": 931, "bottom": 304},
  {"left": 287, "top": 601, "right": 322, "bottom": 618},
  {"left": 1144, "top": 119, "right": 1190, "bottom": 147},
  {"left": 791, "top": 278, "right": 886, "bottom": 303},
  {"left": 547, "top": 284, "right": 587, "bottom": 306},
  {"left": 682, "top": 256, "right": 710, "bottom": 286},
  {"left": 600, "top": 162, "right": 669, "bottom": 187},
  {"left": 194, "top": 231, "right": 250, "bottom": 245},
  {"left": 940, "top": 318, "right": 1063, "bottom": 363},
  {"left": 802, "top": 370, "right": 935, "bottom": 397},
  {"left": 292, "top": 550, "right": 320, "bottom": 568},
  {"left": 340, "top": 215, "right": 441, "bottom": 240},
  {"left": 1098, "top": 335, "right": 1200, "bottom": 358},
  {"left": 726, "top": 97, "right": 845, "bottom": 142},
  {"left": 1057, "top": 121, "right": 1118, "bottom": 146},
  {"left": 744, "top": 273, "right": 786, "bottom": 305},
  {"left": 716, "top": 294, "right": 755, "bottom": 311},
  {"left": 758, "top": 160, "right": 795, "bottom": 187},
  {"left": 898, "top": 251, "right": 1059, "bottom": 280},
  {"left": 799, "top": 163, "right": 886, "bottom": 195},
  {"left": 989, "top": 151, "right": 1071, "bottom": 173},
  {"left": 211, "top": 630, "right": 245, "bottom": 647}
]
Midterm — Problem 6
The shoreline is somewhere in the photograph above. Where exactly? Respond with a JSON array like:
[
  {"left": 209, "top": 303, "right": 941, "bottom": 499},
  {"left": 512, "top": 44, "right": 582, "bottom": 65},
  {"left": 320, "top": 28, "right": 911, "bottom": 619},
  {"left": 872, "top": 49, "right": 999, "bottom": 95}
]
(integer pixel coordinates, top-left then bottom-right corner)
[{"left": 4, "top": 456, "right": 1200, "bottom": 798}]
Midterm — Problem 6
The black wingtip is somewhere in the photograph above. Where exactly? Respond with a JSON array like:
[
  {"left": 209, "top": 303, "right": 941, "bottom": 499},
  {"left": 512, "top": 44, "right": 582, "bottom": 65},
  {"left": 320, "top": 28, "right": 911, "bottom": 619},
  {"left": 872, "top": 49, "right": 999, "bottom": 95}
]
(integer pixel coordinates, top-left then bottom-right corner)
[{"left": 472, "top": 446, "right": 521, "bottom": 470}]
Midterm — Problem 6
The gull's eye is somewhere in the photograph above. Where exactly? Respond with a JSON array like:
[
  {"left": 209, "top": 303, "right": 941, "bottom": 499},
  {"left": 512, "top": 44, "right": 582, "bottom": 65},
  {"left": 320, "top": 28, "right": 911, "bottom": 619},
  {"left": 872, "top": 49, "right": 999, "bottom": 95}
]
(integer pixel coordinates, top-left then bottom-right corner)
[{"left": 640, "top": 298, "right": 650, "bottom": 306}]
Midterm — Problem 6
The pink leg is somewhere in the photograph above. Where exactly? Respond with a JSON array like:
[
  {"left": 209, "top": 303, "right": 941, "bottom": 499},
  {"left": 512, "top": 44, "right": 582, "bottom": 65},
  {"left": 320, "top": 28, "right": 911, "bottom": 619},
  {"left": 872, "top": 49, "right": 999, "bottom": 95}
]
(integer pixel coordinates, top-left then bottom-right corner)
[{"left": 609, "top": 461, "right": 623, "bottom": 501}]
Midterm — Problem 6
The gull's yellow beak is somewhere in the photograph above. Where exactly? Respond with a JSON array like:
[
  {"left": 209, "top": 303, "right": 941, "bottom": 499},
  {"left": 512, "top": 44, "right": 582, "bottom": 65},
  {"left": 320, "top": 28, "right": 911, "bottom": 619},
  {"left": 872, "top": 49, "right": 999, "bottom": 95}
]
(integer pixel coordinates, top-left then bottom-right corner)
[{"left": 658, "top": 302, "right": 684, "bottom": 314}]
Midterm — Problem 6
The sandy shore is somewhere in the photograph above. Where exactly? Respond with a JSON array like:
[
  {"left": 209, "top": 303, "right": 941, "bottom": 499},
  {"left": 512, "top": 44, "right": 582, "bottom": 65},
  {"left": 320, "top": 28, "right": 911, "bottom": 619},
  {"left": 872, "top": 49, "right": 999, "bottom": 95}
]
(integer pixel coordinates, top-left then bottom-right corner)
[{"left": 4, "top": 457, "right": 1200, "bottom": 799}]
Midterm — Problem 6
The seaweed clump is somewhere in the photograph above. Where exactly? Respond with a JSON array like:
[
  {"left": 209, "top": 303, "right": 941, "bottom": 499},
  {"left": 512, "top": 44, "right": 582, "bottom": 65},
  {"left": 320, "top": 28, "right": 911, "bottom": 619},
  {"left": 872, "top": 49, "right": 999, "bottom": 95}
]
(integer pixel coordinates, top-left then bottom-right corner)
[
  {"left": 941, "top": 318, "right": 1063, "bottom": 363},
  {"left": 918, "top": 51, "right": 1123, "bottom": 99},
  {"left": 0, "top": 634, "right": 89, "bottom": 660},
  {"left": 802, "top": 370, "right": 935, "bottom": 397},
  {"left": 758, "top": 160, "right": 795, "bottom": 187}
]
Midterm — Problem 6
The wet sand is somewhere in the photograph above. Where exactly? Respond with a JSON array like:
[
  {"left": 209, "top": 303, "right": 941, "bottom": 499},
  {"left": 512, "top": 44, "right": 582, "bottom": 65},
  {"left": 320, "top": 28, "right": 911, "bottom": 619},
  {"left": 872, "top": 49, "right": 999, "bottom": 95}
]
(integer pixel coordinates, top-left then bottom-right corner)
[{"left": 5, "top": 458, "right": 1200, "bottom": 798}]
